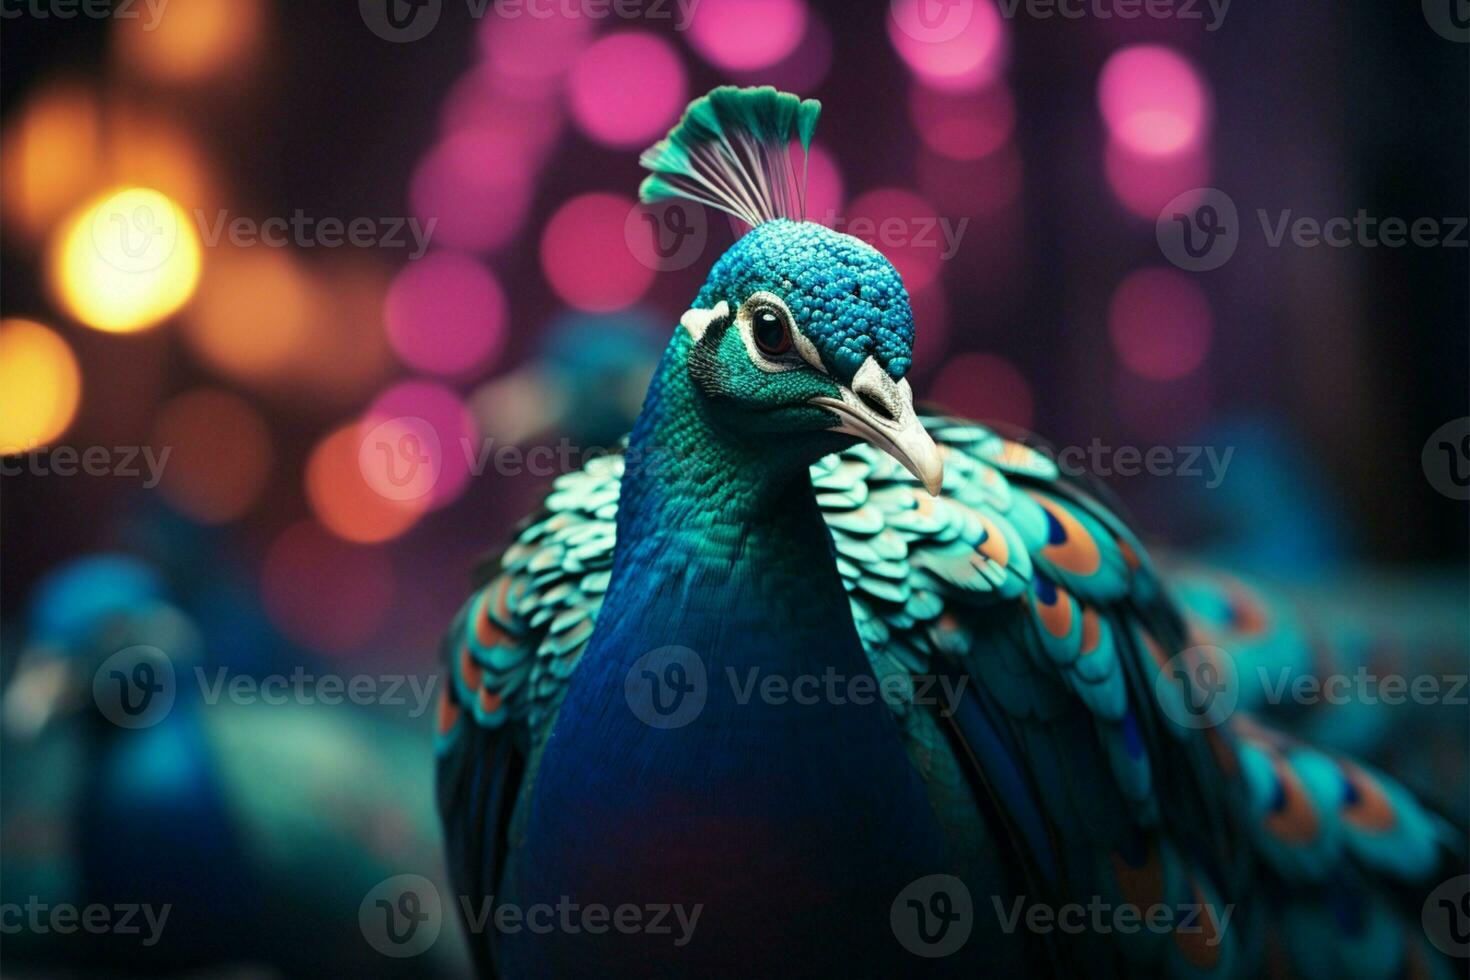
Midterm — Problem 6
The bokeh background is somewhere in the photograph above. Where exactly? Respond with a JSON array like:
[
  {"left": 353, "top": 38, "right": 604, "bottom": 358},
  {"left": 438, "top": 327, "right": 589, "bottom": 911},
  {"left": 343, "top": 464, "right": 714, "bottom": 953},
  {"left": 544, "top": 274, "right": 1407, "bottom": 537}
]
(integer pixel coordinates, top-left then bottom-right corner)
[{"left": 1, "top": 0, "right": 1466, "bottom": 974}]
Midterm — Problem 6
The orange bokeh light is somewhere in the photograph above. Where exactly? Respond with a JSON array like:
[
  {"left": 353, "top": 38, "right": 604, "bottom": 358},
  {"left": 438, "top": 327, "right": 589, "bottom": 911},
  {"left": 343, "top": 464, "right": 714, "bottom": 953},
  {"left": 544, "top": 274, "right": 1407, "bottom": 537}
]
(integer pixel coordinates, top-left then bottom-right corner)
[
  {"left": 3, "top": 85, "right": 216, "bottom": 244},
  {"left": 150, "top": 388, "right": 273, "bottom": 524},
  {"left": 183, "top": 247, "right": 316, "bottom": 382},
  {"left": 113, "top": 0, "right": 266, "bottom": 84},
  {"left": 1, "top": 82, "right": 101, "bottom": 240},
  {"left": 306, "top": 424, "right": 427, "bottom": 544}
]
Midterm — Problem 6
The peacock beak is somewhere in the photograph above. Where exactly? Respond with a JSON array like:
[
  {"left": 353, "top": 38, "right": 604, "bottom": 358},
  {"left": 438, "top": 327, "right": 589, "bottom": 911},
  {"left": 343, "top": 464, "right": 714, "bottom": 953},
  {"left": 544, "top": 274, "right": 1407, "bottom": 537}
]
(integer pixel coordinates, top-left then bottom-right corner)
[{"left": 810, "top": 357, "right": 944, "bottom": 496}]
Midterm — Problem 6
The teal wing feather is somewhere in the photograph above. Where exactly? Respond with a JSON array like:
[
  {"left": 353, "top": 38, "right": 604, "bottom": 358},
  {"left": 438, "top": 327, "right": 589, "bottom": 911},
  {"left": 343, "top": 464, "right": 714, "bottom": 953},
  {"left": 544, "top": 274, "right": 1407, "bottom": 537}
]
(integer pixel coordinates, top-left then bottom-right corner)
[
  {"left": 818, "top": 414, "right": 1460, "bottom": 979},
  {"left": 437, "top": 421, "right": 1459, "bottom": 979},
  {"left": 434, "top": 452, "right": 621, "bottom": 977}
]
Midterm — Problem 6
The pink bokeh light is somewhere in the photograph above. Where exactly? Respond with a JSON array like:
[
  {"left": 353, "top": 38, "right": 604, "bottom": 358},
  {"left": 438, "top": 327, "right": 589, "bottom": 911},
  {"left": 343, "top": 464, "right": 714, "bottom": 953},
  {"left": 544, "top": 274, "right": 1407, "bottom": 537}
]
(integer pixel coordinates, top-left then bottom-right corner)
[
  {"left": 687, "top": 0, "right": 808, "bottom": 71},
  {"left": 1108, "top": 266, "right": 1214, "bottom": 381},
  {"left": 1098, "top": 45, "right": 1211, "bottom": 157},
  {"left": 477, "top": 6, "right": 594, "bottom": 83},
  {"left": 926, "top": 352, "right": 1035, "bottom": 430},
  {"left": 363, "top": 380, "right": 478, "bottom": 510},
  {"left": 728, "top": 10, "right": 832, "bottom": 92},
  {"left": 1104, "top": 139, "right": 1211, "bottom": 218},
  {"left": 568, "top": 32, "right": 687, "bottom": 148},
  {"left": 540, "top": 192, "right": 656, "bottom": 312},
  {"left": 843, "top": 188, "right": 947, "bottom": 291},
  {"left": 888, "top": 0, "right": 1007, "bottom": 92},
  {"left": 909, "top": 81, "right": 1015, "bottom": 160},
  {"left": 440, "top": 65, "right": 565, "bottom": 158},
  {"left": 262, "top": 521, "right": 395, "bottom": 655},
  {"left": 411, "top": 128, "right": 535, "bottom": 252},
  {"left": 385, "top": 252, "right": 507, "bottom": 377}
]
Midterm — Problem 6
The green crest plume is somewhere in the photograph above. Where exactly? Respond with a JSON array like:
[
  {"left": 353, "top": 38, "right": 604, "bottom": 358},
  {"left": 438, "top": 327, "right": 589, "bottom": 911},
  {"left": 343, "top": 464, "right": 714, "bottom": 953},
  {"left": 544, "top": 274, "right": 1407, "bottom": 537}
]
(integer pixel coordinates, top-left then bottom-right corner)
[{"left": 638, "top": 85, "right": 822, "bottom": 226}]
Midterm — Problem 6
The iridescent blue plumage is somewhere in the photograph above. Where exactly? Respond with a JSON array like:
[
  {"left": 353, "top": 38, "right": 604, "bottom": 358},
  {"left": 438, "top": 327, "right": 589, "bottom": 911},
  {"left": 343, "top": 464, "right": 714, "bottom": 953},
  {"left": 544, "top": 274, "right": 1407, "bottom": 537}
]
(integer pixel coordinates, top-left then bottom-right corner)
[{"left": 436, "top": 87, "right": 1463, "bottom": 979}]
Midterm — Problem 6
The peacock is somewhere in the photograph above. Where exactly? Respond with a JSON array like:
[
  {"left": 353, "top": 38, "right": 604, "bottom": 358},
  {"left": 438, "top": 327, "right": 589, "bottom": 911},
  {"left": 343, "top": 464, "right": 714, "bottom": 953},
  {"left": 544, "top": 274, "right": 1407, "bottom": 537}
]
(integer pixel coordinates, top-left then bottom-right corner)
[
  {"left": 2, "top": 554, "right": 463, "bottom": 976},
  {"left": 435, "top": 87, "right": 1466, "bottom": 979}
]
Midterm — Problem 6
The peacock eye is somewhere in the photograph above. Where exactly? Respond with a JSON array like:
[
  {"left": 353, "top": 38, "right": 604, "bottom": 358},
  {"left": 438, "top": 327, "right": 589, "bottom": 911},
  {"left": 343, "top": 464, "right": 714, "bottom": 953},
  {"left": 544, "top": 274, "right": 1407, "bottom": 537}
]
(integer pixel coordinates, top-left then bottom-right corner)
[{"left": 752, "top": 307, "right": 792, "bottom": 356}]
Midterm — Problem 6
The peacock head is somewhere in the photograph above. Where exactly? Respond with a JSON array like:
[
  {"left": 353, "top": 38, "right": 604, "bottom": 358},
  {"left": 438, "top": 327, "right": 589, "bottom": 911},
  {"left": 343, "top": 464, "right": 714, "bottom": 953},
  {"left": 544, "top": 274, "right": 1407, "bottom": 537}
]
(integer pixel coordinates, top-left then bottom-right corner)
[{"left": 639, "top": 87, "right": 943, "bottom": 494}]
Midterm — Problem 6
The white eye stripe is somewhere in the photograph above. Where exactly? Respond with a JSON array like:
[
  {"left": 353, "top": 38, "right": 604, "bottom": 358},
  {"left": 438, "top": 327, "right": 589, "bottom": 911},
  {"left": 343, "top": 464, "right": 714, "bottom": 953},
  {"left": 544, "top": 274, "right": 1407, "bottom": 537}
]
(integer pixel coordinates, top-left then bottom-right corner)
[{"left": 735, "top": 291, "right": 827, "bottom": 375}]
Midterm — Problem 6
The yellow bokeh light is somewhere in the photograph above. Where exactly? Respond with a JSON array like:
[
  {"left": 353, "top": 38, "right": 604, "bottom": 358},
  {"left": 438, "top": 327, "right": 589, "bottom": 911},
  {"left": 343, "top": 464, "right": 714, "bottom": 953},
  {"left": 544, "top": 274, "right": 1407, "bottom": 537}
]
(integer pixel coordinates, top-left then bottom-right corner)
[
  {"left": 52, "top": 187, "right": 203, "bottom": 334},
  {"left": 0, "top": 319, "right": 82, "bottom": 454}
]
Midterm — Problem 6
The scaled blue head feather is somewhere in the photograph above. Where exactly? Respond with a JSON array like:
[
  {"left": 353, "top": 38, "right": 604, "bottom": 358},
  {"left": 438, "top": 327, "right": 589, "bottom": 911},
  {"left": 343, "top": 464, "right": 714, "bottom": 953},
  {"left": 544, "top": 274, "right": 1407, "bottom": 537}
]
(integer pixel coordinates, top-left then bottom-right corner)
[{"left": 640, "top": 86, "right": 916, "bottom": 382}]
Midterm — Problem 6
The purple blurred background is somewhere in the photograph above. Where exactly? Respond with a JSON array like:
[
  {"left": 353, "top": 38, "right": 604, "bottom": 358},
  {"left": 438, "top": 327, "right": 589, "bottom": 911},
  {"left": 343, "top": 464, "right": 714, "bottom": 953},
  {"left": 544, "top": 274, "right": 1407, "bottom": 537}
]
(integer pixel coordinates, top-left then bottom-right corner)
[{"left": 2, "top": 0, "right": 1465, "bottom": 689}]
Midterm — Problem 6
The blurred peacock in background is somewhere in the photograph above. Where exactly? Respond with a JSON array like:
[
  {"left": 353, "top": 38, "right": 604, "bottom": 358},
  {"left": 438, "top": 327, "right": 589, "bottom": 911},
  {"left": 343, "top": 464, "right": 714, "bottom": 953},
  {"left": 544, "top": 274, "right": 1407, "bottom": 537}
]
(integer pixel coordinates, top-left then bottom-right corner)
[
  {"left": 1, "top": 554, "right": 464, "bottom": 977},
  {"left": 436, "top": 87, "right": 1467, "bottom": 978}
]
